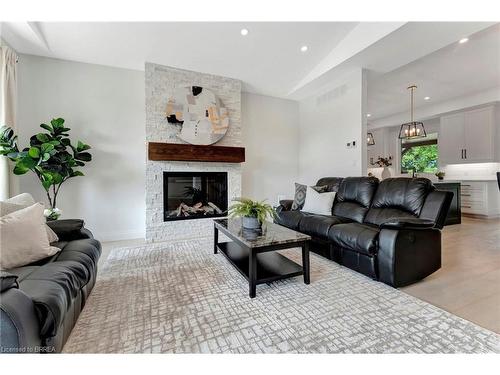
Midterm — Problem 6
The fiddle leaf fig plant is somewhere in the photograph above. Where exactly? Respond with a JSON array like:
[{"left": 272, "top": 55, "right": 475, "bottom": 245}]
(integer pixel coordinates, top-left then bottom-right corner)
[{"left": 0, "top": 118, "right": 92, "bottom": 212}]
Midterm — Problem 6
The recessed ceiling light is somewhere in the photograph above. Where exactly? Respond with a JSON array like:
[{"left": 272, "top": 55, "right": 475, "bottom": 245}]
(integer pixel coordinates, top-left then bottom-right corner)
[
  {"left": 424, "top": 96, "right": 430, "bottom": 100},
  {"left": 300, "top": 45, "right": 308, "bottom": 52},
  {"left": 240, "top": 28, "right": 249, "bottom": 36},
  {"left": 366, "top": 113, "right": 372, "bottom": 117},
  {"left": 459, "top": 37, "right": 469, "bottom": 44}
]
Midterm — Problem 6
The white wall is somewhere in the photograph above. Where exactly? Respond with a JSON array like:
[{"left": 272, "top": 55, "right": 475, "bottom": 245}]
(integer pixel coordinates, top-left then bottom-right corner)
[
  {"left": 17, "top": 54, "right": 146, "bottom": 241},
  {"left": 241, "top": 92, "right": 299, "bottom": 204},
  {"left": 298, "top": 69, "right": 367, "bottom": 184}
]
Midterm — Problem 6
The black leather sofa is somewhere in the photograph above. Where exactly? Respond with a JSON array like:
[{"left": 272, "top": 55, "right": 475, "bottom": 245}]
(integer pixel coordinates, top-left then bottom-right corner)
[
  {"left": 275, "top": 177, "right": 453, "bottom": 287},
  {"left": 0, "top": 220, "right": 101, "bottom": 353}
]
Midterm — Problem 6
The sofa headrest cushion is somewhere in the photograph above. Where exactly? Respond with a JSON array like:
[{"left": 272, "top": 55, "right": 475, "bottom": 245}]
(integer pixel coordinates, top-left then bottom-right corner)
[
  {"left": 370, "top": 177, "right": 434, "bottom": 216},
  {"left": 336, "top": 176, "right": 379, "bottom": 208},
  {"left": 315, "top": 177, "right": 344, "bottom": 192}
]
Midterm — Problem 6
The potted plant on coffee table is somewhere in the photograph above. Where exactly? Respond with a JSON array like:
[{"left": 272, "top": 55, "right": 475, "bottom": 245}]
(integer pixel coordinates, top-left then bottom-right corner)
[{"left": 228, "top": 197, "right": 276, "bottom": 230}]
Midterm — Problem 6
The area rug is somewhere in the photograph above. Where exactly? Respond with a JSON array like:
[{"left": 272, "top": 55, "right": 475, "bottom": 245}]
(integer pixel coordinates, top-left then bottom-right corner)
[{"left": 63, "top": 240, "right": 500, "bottom": 353}]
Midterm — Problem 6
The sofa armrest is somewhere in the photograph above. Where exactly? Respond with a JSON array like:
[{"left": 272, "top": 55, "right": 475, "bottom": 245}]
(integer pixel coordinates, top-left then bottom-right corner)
[
  {"left": 46, "top": 219, "right": 93, "bottom": 241},
  {"left": 1, "top": 288, "right": 42, "bottom": 353},
  {"left": 380, "top": 218, "right": 436, "bottom": 230},
  {"left": 420, "top": 190, "right": 454, "bottom": 229},
  {"left": 277, "top": 199, "right": 294, "bottom": 213},
  {"left": 377, "top": 228, "right": 441, "bottom": 287}
]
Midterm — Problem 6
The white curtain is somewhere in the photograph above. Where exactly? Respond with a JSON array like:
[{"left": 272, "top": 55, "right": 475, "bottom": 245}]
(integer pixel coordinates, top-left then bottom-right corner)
[{"left": 0, "top": 44, "right": 18, "bottom": 200}]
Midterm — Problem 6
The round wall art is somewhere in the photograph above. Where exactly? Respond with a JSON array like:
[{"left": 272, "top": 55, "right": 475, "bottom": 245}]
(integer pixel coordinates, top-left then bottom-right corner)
[{"left": 165, "top": 86, "right": 229, "bottom": 145}]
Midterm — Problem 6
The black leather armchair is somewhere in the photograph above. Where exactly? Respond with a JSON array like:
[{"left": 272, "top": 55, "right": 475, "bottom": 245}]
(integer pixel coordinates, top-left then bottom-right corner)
[{"left": 0, "top": 220, "right": 101, "bottom": 353}]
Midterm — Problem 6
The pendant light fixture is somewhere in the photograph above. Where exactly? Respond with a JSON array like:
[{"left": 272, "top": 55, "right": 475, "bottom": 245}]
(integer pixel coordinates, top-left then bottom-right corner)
[
  {"left": 398, "top": 85, "right": 426, "bottom": 139},
  {"left": 367, "top": 132, "right": 375, "bottom": 146}
]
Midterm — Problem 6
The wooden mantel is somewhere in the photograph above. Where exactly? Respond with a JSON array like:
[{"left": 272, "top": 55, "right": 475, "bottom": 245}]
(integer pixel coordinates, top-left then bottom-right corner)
[{"left": 148, "top": 142, "right": 245, "bottom": 163}]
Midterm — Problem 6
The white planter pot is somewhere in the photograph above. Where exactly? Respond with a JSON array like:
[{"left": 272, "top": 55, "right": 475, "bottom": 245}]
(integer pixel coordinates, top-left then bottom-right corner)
[
  {"left": 381, "top": 167, "right": 391, "bottom": 180},
  {"left": 242, "top": 216, "right": 261, "bottom": 229}
]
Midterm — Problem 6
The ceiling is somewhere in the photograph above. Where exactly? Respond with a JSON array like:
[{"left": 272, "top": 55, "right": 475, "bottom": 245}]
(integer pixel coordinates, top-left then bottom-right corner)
[
  {"left": 367, "top": 24, "right": 500, "bottom": 120},
  {"left": 1, "top": 21, "right": 498, "bottom": 109},
  {"left": 0, "top": 22, "right": 358, "bottom": 98}
]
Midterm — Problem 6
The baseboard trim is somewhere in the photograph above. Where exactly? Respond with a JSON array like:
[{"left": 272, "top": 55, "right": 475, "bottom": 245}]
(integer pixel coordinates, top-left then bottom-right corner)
[
  {"left": 462, "top": 213, "right": 500, "bottom": 219},
  {"left": 94, "top": 230, "right": 145, "bottom": 242}
]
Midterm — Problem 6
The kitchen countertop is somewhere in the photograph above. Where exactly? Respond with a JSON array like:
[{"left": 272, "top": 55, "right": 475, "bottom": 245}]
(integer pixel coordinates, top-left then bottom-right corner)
[
  {"left": 386, "top": 174, "right": 497, "bottom": 183},
  {"left": 439, "top": 179, "right": 497, "bottom": 182}
]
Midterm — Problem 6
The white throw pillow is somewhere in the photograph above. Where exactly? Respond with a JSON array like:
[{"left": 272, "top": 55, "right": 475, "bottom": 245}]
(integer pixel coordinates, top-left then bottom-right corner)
[
  {"left": 0, "top": 200, "right": 59, "bottom": 243},
  {"left": 4, "top": 193, "right": 36, "bottom": 206},
  {"left": 301, "top": 186, "right": 336, "bottom": 216},
  {"left": 0, "top": 203, "right": 61, "bottom": 269}
]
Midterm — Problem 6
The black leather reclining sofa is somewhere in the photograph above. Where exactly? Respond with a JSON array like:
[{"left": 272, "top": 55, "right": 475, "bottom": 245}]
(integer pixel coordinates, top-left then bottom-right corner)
[
  {"left": 0, "top": 220, "right": 101, "bottom": 353},
  {"left": 275, "top": 177, "right": 453, "bottom": 287}
]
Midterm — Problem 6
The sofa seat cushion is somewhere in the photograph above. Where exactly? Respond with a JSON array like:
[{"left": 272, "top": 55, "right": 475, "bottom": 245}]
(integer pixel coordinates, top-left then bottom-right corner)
[
  {"left": 17, "top": 260, "right": 91, "bottom": 337},
  {"left": 299, "top": 214, "right": 351, "bottom": 239},
  {"left": 275, "top": 210, "right": 310, "bottom": 230},
  {"left": 328, "top": 223, "right": 380, "bottom": 256}
]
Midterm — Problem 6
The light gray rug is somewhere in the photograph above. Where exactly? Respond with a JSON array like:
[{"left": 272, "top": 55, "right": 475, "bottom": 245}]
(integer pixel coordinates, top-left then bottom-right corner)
[{"left": 63, "top": 240, "right": 500, "bottom": 353}]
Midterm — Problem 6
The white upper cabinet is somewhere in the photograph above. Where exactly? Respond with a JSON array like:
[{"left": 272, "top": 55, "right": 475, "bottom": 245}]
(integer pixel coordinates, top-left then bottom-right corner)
[
  {"left": 463, "top": 107, "right": 494, "bottom": 161},
  {"left": 439, "top": 106, "right": 496, "bottom": 165},
  {"left": 439, "top": 113, "right": 465, "bottom": 164}
]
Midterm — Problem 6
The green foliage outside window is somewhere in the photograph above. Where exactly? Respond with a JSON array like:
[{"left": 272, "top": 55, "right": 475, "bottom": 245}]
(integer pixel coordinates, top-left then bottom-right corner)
[{"left": 401, "top": 144, "right": 438, "bottom": 173}]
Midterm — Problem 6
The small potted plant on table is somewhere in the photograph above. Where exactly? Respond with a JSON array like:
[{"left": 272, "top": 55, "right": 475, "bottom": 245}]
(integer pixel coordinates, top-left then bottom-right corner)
[
  {"left": 371, "top": 156, "right": 393, "bottom": 179},
  {"left": 228, "top": 198, "right": 276, "bottom": 230},
  {"left": 435, "top": 171, "right": 446, "bottom": 180}
]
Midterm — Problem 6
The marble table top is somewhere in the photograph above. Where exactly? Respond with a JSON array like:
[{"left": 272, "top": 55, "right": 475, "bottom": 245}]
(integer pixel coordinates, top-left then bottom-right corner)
[{"left": 214, "top": 218, "right": 311, "bottom": 248}]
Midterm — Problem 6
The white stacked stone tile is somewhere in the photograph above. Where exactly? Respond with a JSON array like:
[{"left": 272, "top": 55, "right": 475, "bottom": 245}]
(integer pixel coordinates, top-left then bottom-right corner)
[{"left": 145, "top": 63, "right": 242, "bottom": 242}]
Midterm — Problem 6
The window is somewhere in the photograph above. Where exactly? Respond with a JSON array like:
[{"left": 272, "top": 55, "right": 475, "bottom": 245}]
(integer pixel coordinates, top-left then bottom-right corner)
[{"left": 401, "top": 133, "right": 438, "bottom": 174}]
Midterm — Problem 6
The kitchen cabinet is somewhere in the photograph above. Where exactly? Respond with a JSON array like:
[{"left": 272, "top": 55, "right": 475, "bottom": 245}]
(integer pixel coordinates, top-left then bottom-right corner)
[
  {"left": 460, "top": 181, "right": 500, "bottom": 218},
  {"left": 439, "top": 113, "right": 465, "bottom": 163},
  {"left": 439, "top": 106, "right": 496, "bottom": 165}
]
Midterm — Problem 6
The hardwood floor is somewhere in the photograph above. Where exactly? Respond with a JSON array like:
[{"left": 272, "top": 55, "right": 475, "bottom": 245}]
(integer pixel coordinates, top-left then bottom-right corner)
[
  {"left": 100, "top": 216, "right": 500, "bottom": 334},
  {"left": 402, "top": 216, "right": 500, "bottom": 333}
]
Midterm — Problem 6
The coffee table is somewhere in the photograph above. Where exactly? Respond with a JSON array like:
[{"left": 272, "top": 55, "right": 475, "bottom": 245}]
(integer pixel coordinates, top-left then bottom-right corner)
[{"left": 213, "top": 219, "right": 311, "bottom": 298}]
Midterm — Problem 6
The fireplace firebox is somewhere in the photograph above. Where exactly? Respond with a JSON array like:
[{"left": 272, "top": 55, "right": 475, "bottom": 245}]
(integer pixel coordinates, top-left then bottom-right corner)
[{"left": 163, "top": 172, "right": 228, "bottom": 221}]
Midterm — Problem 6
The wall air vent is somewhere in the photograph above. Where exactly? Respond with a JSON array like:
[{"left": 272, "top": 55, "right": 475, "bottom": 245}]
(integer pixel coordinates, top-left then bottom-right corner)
[{"left": 315, "top": 84, "right": 348, "bottom": 106}]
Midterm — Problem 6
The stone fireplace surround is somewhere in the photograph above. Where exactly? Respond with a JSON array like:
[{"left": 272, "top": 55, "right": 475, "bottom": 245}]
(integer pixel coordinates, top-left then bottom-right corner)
[{"left": 145, "top": 63, "right": 242, "bottom": 242}]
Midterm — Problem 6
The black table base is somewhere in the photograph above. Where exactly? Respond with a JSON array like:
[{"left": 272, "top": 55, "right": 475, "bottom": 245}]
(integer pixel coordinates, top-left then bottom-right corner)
[{"left": 214, "top": 224, "right": 310, "bottom": 298}]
